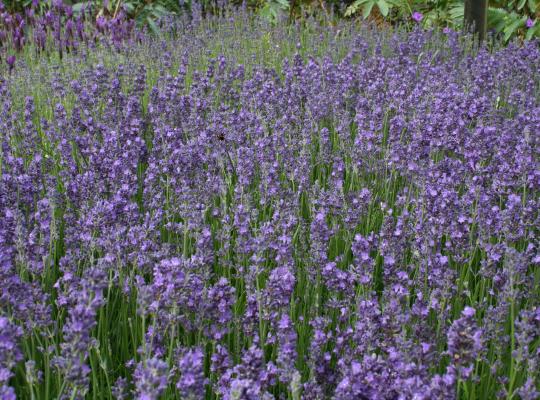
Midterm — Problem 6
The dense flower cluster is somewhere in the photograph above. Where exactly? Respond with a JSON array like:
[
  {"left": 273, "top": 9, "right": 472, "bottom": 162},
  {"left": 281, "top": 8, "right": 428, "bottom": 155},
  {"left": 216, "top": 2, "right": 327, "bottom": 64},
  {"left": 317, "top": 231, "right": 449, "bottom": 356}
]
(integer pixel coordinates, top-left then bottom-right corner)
[
  {"left": 0, "top": 0, "right": 137, "bottom": 69},
  {"left": 0, "top": 15, "right": 539, "bottom": 399}
]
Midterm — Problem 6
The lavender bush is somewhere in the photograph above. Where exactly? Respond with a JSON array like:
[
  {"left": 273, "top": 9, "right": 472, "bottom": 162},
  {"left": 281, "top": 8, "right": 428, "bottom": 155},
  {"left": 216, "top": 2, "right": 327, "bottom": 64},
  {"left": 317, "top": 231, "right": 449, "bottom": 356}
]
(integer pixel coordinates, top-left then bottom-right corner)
[
  {"left": 0, "top": 0, "right": 139, "bottom": 68},
  {"left": 0, "top": 11, "right": 539, "bottom": 400}
]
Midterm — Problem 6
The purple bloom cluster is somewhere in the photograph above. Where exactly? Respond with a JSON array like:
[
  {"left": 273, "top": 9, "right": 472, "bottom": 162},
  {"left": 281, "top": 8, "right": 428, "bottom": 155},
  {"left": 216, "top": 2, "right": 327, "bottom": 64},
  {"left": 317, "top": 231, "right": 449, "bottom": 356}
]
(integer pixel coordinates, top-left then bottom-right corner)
[
  {"left": 0, "top": 317, "right": 22, "bottom": 399},
  {"left": 0, "top": 17, "right": 539, "bottom": 399},
  {"left": 0, "top": 0, "right": 136, "bottom": 67}
]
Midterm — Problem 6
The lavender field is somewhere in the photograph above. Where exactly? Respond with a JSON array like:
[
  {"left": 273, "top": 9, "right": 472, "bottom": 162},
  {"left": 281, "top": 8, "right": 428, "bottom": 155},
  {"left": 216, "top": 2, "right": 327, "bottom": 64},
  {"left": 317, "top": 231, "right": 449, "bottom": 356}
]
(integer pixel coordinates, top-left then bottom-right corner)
[{"left": 1, "top": 8, "right": 539, "bottom": 400}]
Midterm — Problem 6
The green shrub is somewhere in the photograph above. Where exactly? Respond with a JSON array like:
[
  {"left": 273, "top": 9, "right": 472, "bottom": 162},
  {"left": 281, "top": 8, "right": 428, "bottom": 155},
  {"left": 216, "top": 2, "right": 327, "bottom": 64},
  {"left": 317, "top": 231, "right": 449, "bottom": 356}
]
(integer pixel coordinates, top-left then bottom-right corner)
[{"left": 342, "top": 0, "right": 540, "bottom": 41}]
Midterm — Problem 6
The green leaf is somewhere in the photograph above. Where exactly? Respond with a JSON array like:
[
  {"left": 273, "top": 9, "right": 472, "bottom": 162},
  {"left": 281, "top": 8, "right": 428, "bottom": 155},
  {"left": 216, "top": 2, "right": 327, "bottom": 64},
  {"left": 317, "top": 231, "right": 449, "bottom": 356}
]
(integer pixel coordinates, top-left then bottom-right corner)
[
  {"left": 345, "top": 0, "right": 369, "bottom": 17},
  {"left": 362, "top": 0, "right": 375, "bottom": 19},
  {"left": 525, "top": 23, "right": 540, "bottom": 39},
  {"left": 377, "top": 0, "right": 390, "bottom": 17},
  {"left": 153, "top": 5, "right": 170, "bottom": 14},
  {"left": 146, "top": 16, "right": 160, "bottom": 35},
  {"left": 528, "top": 0, "right": 538, "bottom": 12},
  {"left": 123, "top": 3, "right": 135, "bottom": 13},
  {"left": 503, "top": 16, "right": 526, "bottom": 41},
  {"left": 259, "top": 4, "right": 272, "bottom": 19},
  {"left": 275, "top": 0, "right": 290, "bottom": 9},
  {"left": 494, "top": 19, "right": 507, "bottom": 33},
  {"left": 72, "top": 2, "right": 92, "bottom": 14},
  {"left": 488, "top": 7, "right": 510, "bottom": 31},
  {"left": 386, "top": 0, "right": 409, "bottom": 15},
  {"left": 259, "top": 1, "right": 286, "bottom": 22},
  {"left": 449, "top": 3, "right": 464, "bottom": 19},
  {"left": 517, "top": 0, "right": 526, "bottom": 9}
]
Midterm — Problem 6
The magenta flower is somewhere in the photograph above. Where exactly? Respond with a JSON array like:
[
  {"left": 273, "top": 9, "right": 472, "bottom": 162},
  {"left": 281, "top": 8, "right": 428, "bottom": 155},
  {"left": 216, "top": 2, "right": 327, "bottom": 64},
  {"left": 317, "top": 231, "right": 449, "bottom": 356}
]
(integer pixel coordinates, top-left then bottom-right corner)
[
  {"left": 526, "top": 18, "right": 535, "bottom": 28},
  {"left": 412, "top": 11, "right": 423, "bottom": 23}
]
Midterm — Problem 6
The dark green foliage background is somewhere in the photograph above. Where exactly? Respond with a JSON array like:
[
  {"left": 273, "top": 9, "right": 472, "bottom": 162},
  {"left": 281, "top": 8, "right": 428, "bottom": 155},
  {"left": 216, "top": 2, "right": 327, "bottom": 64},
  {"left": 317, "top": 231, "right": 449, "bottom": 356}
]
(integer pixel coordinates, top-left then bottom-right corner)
[{"left": 1, "top": 0, "right": 538, "bottom": 40}]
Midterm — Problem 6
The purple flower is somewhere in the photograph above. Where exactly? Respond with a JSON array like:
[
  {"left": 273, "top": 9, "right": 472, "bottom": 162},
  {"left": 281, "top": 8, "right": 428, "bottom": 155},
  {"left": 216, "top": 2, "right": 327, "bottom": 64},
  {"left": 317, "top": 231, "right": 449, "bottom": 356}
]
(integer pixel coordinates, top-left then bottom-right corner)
[
  {"left": 526, "top": 18, "right": 535, "bottom": 28},
  {"left": 0, "top": 16, "right": 538, "bottom": 400},
  {"left": 6, "top": 55, "right": 15, "bottom": 71},
  {"left": 462, "top": 306, "right": 476, "bottom": 318},
  {"left": 412, "top": 11, "right": 423, "bottom": 23},
  {"left": 276, "top": 314, "right": 298, "bottom": 383},
  {"left": 112, "top": 377, "right": 129, "bottom": 400},
  {"left": 205, "top": 277, "right": 236, "bottom": 340},
  {"left": 446, "top": 307, "right": 484, "bottom": 379},
  {"left": 0, "top": 385, "right": 16, "bottom": 400},
  {"left": 0, "top": 317, "right": 23, "bottom": 381},
  {"left": 176, "top": 347, "right": 208, "bottom": 399},
  {"left": 133, "top": 357, "right": 169, "bottom": 400}
]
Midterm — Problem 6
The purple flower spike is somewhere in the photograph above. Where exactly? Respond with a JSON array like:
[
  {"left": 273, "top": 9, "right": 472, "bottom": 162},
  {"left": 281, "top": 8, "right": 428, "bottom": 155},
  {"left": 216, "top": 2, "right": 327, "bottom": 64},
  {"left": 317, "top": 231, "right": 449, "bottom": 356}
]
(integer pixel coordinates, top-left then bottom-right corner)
[
  {"left": 176, "top": 348, "right": 208, "bottom": 398},
  {"left": 6, "top": 55, "right": 16, "bottom": 71},
  {"left": 462, "top": 306, "right": 476, "bottom": 318}
]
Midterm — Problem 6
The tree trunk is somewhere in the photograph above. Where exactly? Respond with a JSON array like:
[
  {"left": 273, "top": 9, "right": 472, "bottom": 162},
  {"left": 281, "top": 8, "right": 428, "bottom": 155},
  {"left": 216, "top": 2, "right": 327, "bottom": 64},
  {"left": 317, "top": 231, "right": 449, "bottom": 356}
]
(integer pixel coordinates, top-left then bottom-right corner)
[{"left": 464, "top": 0, "right": 488, "bottom": 42}]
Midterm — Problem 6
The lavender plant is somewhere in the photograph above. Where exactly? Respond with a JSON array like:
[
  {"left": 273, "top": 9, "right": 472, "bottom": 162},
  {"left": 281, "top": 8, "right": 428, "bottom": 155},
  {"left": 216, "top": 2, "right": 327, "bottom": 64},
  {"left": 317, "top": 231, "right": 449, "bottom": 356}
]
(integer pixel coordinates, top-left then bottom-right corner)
[{"left": 0, "top": 9, "right": 539, "bottom": 400}]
